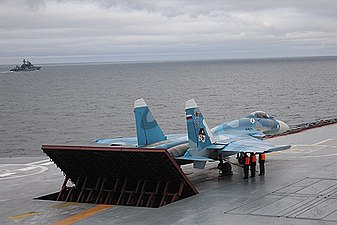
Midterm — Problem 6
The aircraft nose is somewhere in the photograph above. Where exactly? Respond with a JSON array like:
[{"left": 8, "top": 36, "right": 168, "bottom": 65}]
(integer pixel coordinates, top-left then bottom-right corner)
[{"left": 277, "top": 120, "right": 290, "bottom": 134}]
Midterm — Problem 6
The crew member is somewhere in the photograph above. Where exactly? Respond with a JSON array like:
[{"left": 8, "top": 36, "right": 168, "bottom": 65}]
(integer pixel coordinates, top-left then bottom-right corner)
[
  {"left": 259, "top": 153, "right": 266, "bottom": 176},
  {"left": 243, "top": 153, "right": 250, "bottom": 179},
  {"left": 250, "top": 153, "right": 256, "bottom": 178}
]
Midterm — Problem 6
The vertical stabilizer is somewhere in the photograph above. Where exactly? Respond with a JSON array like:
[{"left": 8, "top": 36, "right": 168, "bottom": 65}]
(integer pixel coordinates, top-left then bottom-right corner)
[
  {"left": 185, "top": 99, "right": 215, "bottom": 151},
  {"left": 175, "top": 99, "right": 215, "bottom": 168},
  {"left": 134, "top": 98, "right": 166, "bottom": 146}
]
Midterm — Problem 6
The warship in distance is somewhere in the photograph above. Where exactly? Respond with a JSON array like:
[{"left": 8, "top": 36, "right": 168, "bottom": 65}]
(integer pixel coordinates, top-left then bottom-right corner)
[{"left": 10, "top": 59, "right": 41, "bottom": 72}]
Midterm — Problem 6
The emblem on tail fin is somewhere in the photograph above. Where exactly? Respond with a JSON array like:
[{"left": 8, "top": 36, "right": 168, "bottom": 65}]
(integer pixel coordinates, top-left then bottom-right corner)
[{"left": 198, "top": 128, "right": 206, "bottom": 142}]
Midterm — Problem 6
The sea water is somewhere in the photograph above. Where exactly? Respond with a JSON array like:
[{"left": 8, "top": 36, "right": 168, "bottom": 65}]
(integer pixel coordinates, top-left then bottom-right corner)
[{"left": 0, "top": 57, "right": 336, "bottom": 157}]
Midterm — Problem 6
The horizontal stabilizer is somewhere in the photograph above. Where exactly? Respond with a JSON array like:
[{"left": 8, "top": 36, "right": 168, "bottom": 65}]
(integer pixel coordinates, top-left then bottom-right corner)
[
  {"left": 93, "top": 137, "right": 138, "bottom": 146},
  {"left": 264, "top": 145, "right": 291, "bottom": 153},
  {"left": 175, "top": 156, "right": 214, "bottom": 162},
  {"left": 206, "top": 144, "right": 227, "bottom": 150},
  {"left": 94, "top": 139, "right": 126, "bottom": 146},
  {"left": 249, "top": 131, "right": 266, "bottom": 139}
]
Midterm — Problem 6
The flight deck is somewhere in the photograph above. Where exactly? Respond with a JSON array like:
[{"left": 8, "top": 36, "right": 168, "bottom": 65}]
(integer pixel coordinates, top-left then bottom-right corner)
[{"left": 1, "top": 123, "right": 337, "bottom": 224}]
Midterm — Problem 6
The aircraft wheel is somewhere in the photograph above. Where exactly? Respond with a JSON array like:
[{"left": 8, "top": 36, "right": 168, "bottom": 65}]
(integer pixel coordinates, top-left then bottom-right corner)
[{"left": 222, "top": 162, "right": 232, "bottom": 176}]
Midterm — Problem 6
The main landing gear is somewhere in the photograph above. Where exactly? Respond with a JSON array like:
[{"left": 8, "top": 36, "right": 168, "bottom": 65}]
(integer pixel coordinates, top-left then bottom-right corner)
[{"left": 217, "top": 154, "right": 233, "bottom": 179}]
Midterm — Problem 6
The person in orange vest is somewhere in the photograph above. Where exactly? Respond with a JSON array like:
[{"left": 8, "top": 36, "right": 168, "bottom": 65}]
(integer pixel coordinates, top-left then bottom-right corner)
[
  {"left": 259, "top": 153, "right": 266, "bottom": 176},
  {"left": 243, "top": 153, "right": 250, "bottom": 179},
  {"left": 250, "top": 153, "right": 257, "bottom": 178}
]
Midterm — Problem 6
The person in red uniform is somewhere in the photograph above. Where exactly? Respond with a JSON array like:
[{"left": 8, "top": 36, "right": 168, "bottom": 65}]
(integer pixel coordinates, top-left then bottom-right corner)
[
  {"left": 259, "top": 153, "right": 266, "bottom": 176},
  {"left": 250, "top": 153, "right": 256, "bottom": 178},
  {"left": 243, "top": 153, "right": 250, "bottom": 179}
]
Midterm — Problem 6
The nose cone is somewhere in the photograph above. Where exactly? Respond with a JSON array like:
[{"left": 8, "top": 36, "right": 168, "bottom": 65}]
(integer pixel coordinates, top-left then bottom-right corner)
[{"left": 277, "top": 120, "right": 290, "bottom": 134}]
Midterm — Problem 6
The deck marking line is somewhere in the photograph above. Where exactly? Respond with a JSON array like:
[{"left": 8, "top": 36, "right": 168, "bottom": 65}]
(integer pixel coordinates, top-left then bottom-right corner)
[
  {"left": 52, "top": 202, "right": 78, "bottom": 209},
  {"left": 40, "top": 161, "right": 54, "bottom": 166},
  {"left": 9, "top": 211, "right": 42, "bottom": 220},
  {"left": 0, "top": 172, "right": 16, "bottom": 177},
  {"left": 313, "top": 139, "right": 333, "bottom": 145},
  {"left": 27, "top": 159, "right": 50, "bottom": 165},
  {"left": 0, "top": 165, "right": 48, "bottom": 180},
  {"left": 17, "top": 166, "right": 37, "bottom": 171},
  {"left": 51, "top": 204, "right": 112, "bottom": 225}
]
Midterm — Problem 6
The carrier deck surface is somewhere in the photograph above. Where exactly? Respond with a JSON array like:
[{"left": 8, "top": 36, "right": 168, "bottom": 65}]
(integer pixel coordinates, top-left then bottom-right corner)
[{"left": 1, "top": 123, "right": 337, "bottom": 224}]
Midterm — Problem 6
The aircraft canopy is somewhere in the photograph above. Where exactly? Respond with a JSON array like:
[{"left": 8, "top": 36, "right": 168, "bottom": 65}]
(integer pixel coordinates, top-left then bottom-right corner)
[{"left": 249, "top": 111, "right": 270, "bottom": 119}]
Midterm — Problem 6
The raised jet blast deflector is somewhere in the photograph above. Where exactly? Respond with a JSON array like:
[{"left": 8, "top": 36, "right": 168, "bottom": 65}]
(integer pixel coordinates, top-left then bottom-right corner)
[{"left": 40, "top": 145, "right": 198, "bottom": 208}]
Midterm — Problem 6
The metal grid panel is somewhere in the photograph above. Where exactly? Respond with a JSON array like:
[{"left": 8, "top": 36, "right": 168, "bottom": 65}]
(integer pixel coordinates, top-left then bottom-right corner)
[{"left": 40, "top": 145, "right": 198, "bottom": 207}]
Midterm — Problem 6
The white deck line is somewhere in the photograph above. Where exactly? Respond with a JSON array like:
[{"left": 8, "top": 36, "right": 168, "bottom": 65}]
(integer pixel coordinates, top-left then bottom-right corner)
[
  {"left": 27, "top": 159, "right": 50, "bottom": 165},
  {"left": 17, "top": 166, "right": 37, "bottom": 171},
  {"left": 313, "top": 139, "right": 333, "bottom": 145},
  {"left": 0, "top": 172, "right": 16, "bottom": 178},
  {"left": 40, "top": 162, "right": 54, "bottom": 166}
]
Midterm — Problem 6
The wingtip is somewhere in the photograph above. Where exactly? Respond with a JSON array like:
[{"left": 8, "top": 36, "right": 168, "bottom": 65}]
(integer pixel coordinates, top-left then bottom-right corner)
[
  {"left": 185, "top": 99, "right": 197, "bottom": 109},
  {"left": 134, "top": 98, "right": 147, "bottom": 108}
]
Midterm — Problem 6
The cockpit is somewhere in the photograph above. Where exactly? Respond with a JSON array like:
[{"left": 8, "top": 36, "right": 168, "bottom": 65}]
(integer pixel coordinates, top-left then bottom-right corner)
[{"left": 249, "top": 111, "right": 270, "bottom": 119}]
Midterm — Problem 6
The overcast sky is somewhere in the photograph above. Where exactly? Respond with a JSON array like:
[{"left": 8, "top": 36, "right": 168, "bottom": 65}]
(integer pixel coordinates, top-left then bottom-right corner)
[{"left": 1, "top": 0, "right": 337, "bottom": 64}]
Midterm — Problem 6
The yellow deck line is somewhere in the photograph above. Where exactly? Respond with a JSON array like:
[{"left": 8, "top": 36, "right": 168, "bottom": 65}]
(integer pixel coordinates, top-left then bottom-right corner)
[
  {"left": 9, "top": 211, "right": 42, "bottom": 220},
  {"left": 52, "top": 202, "right": 78, "bottom": 209},
  {"left": 51, "top": 204, "right": 112, "bottom": 225}
]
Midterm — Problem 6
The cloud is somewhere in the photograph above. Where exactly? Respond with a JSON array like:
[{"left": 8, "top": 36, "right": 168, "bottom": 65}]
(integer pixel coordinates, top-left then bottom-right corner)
[{"left": 0, "top": 0, "right": 336, "bottom": 64}]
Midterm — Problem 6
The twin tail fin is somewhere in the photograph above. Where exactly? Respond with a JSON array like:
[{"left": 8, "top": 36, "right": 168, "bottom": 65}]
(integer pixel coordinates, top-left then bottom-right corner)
[
  {"left": 134, "top": 98, "right": 166, "bottom": 146},
  {"left": 177, "top": 99, "right": 215, "bottom": 168},
  {"left": 185, "top": 99, "right": 215, "bottom": 150}
]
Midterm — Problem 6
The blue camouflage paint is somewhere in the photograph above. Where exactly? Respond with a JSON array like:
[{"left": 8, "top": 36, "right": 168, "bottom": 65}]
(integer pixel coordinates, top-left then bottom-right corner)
[
  {"left": 95, "top": 99, "right": 291, "bottom": 169},
  {"left": 134, "top": 101, "right": 166, "bottom": 146}
]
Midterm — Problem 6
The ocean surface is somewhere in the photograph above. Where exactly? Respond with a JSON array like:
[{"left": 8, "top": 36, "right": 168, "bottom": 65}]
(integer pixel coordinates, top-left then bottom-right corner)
[{"left": 0, "top": 57, "right": 336, "bottom": 158}]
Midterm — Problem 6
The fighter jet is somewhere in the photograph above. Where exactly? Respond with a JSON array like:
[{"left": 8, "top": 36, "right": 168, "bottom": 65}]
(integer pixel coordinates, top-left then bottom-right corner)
[{"left": 94, "top": 98, "right": 291, "bottom": 176}]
